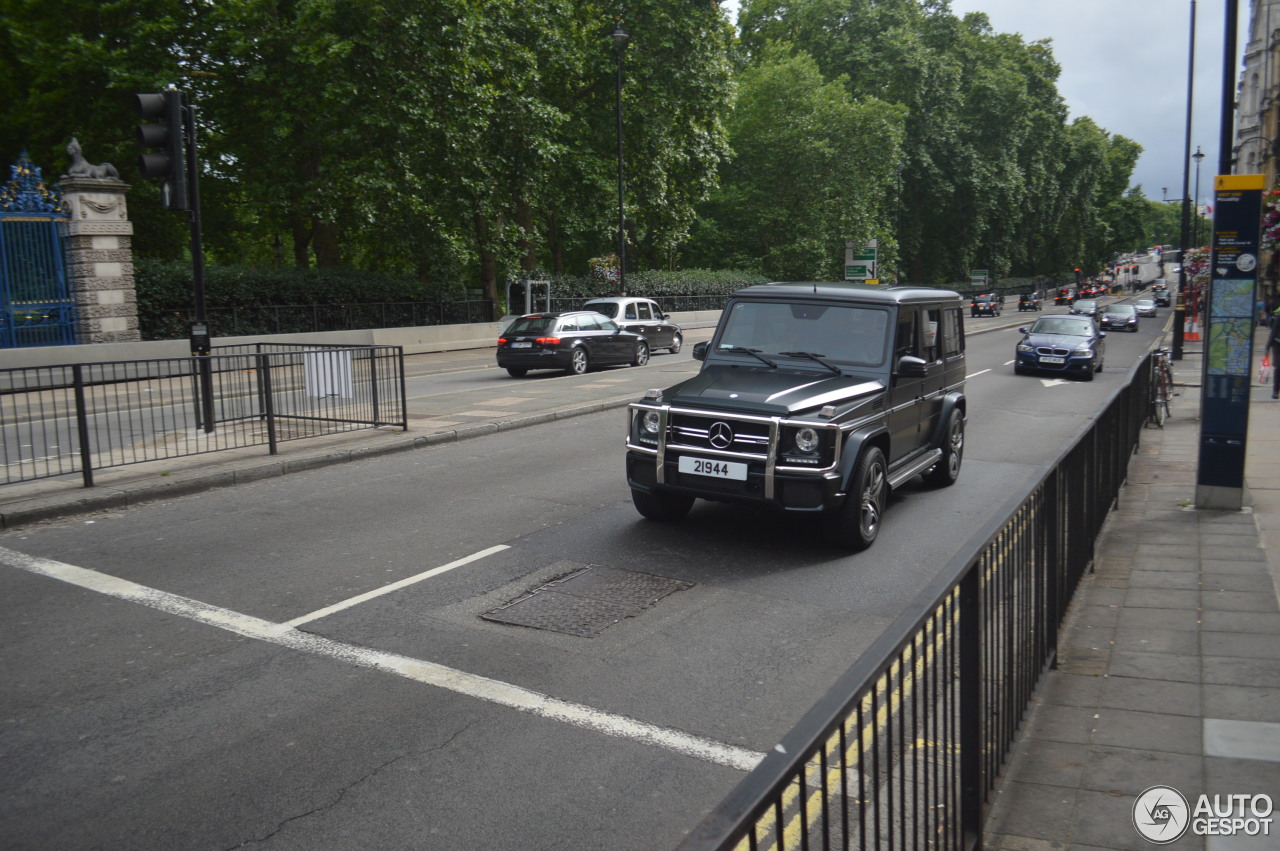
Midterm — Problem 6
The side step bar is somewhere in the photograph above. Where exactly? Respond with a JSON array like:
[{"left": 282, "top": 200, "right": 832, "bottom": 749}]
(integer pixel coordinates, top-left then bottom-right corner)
[{"left": 887, "top": 448, "right": 942, "bottom": 490}]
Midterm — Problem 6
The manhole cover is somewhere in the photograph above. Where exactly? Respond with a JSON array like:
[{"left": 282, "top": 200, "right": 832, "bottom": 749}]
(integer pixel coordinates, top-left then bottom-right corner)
[{"left": 481, "top": 567, "right": 693, "bottom": 637}]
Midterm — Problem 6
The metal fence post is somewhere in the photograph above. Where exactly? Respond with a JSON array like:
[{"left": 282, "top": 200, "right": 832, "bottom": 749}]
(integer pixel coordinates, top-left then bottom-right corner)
[
  {"left": 958, "top": 564, "right": 984, "bottom": 850},
  {"left": 257, "top": 352, "right": 277, "bottom": 455},
  {"left": 72, "top": 363, "right": 94, "bottom": 488},
  {"left": 369, "top": 347, "right": 380, "bottom": 426}
]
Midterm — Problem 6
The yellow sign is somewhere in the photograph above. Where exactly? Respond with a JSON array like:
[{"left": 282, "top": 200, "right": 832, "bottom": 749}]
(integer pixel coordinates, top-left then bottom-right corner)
[
  {"left": 864, "top": 279, "right": 881, "bottom": 285},
  {"left": 1215, "top": 174, "right": 1264, "bottom": 191}
]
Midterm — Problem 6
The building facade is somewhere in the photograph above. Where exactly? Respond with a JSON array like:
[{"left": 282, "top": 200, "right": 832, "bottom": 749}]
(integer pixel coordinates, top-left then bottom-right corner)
[{"left": 1237, "top": 0, "right": 1280, "bottom": 306}]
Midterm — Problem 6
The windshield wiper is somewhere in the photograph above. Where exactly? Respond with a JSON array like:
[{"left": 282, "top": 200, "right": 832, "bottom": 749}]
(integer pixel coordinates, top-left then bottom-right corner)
[
  {"left": 779, "top": 351, "right": 841, "bottom": 374},
  {"left": 720, "top": 345, "right": 777, "bottom": 368}
]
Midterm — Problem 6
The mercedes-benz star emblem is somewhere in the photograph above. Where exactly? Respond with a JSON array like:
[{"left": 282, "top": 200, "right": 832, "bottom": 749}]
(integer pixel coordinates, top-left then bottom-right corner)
[{"left": 709, "top": 421, "right": 734, "bottom": 449}]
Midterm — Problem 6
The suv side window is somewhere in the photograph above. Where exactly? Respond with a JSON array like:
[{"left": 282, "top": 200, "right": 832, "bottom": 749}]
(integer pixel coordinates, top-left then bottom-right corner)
[
  {"left": 635, "top": 301, "right": 653, "bottom": 321},
  {"left": 923, "top": 308, "right": 941, "bottom": 363},
  {"left": 895, "top": 309, "right": 918, "bottom": 360},
  {"left": 939, "top": 307, "right": 963, "bottom": 358}
]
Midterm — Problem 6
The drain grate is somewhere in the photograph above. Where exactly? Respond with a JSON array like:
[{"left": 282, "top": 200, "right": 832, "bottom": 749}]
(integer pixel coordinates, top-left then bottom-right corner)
[{"left": 481, "top": 567, "right": 693, "bottom": 637}]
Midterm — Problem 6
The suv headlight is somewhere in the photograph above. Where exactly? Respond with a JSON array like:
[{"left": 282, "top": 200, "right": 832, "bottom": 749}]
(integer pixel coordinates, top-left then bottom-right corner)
[
  {"left": 794, "top": 427, "right": 819, "bottom": 453},
  {"left": 640, "top": 409, "right": 661, "bottom": 435}
]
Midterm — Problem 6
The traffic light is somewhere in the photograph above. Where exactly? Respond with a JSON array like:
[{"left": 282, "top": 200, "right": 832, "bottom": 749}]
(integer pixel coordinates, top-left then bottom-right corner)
[
  {"left": 135, "top": 91, "right": 188, "bottom": 210},
  {"left": 1074, "top": 267, "right": 1082, "bottom": 282}
]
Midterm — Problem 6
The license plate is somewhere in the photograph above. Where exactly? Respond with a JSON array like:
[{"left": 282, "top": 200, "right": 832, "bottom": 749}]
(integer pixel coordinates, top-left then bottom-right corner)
[
  {"left": 511, "top": 342, "right": 532, "bottom": 348},
  {"left": 1039, "top": 356, "right": 1065, "bottom": 364},
  {"left": 679, "top": 455, "right": 747, "bottom": 481}
]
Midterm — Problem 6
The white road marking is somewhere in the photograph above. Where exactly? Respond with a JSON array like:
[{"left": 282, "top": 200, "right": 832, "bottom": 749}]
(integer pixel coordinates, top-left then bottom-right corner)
[
  {"left": 286, "top": 545, "right": 510, "bottom": 627},
  {"left": 966, "top": 369, "right": 992, "bottom": 378},
  {"left": 0, "top": 545, "right": 764, "bottom": 772}
]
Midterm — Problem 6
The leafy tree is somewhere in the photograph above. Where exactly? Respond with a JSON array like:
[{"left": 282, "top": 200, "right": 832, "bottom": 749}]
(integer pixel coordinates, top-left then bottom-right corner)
[{"left": 687, "top": 44, "right": 905, "bottom": 279}]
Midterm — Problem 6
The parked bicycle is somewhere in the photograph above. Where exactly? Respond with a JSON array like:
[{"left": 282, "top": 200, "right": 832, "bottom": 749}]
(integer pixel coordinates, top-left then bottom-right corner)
[{"left": 1149, "top": 347, "right": 1173, "bottom": 426}]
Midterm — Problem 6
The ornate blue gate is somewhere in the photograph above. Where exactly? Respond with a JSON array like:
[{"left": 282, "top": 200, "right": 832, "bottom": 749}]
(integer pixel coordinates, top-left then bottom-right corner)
[{"left": 0, "top": 152, "right": 75, "bottom": 348}]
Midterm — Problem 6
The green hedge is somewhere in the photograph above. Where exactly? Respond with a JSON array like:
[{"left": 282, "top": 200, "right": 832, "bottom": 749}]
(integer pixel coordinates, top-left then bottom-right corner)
[
  {"left": 542, "top": 268, "right": 770, "bottom": 300},
  {"left": 133, "top": 261, "right": 772, "bottom": 338},
  {"left": 133, "top": 259, "right": 441, "bottom": 309}
]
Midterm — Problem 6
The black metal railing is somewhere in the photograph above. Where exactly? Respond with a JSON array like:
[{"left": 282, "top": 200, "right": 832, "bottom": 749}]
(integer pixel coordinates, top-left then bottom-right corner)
[
  {"left": 678, "top": 351, "right": 1154, "bottom": 850},
  {"left": 141, "top": 300, "right": 496, "bottom": 340},
  {"left": 0, "top": 343, "right": 407, "bottom": 487}
]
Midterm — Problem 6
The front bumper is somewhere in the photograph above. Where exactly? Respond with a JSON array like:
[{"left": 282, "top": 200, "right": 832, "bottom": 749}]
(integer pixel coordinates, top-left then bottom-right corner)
[
  {"left": 626, "top": 449, "right": 842, "bottom": 511},
  {"left": 1016, "top": 350, "right": 1096, "bottom": 374}
]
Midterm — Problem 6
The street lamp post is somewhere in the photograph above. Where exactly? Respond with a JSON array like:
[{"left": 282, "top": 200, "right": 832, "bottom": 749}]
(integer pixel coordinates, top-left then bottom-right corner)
[
  {"left": 1192, "top": 146, "right": 1205, "bottom": 247},
  {"left": 1172, "top": 0, "right": 1196, "bottom": 362},
  {"left": 612, "top": 24, "right": 629, "bottom": 297}
]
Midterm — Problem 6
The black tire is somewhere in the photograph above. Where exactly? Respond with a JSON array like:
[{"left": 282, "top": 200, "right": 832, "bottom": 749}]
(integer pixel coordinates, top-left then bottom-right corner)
[
  {"left": 631, "top": 487, "right": 694, "bottom": 521},
  {"left": 632, "top": 341, "right": 650, "bottom": 367},
  {"left": 1083, "top": 364, "right": 1096, "bottom": 381},
  {"left": 924, "top": 408, "right": 964, "bottom": 487},
  {"left": 567, "top": 347, "right": 589, "bottom": 375},
  {"left": 506, "top": 367, "right": 527, "bottom": 378},
  {"left": 669, "top": 332, "right": 682, "bottom": 354},
  {"left": 823, "top": 446, "right": 888, "bottom": 551}
]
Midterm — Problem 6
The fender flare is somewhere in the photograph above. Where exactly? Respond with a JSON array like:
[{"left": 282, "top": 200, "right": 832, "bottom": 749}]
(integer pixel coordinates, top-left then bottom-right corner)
[
  {"left": 837, "top": 425, "right": 889, "bottom": 489},
  {"left": 925, "top": 392, "right": 967, "bottom": 449}
]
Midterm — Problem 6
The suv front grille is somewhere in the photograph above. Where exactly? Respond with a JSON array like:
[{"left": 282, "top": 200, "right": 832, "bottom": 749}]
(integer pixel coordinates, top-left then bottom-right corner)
[{"left": 669, "top": 412, "right": 771, "bottom": 456}]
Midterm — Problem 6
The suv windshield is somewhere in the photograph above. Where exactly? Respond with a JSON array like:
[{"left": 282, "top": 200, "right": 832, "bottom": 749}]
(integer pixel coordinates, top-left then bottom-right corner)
[{"left": 715, "top": 301, "right": 890, "bottom": 366}]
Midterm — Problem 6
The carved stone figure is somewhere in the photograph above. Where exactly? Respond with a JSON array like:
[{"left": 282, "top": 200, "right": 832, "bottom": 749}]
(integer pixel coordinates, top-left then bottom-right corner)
[{"left": 65, "top": 137, "right": 119, "bottom": 179}]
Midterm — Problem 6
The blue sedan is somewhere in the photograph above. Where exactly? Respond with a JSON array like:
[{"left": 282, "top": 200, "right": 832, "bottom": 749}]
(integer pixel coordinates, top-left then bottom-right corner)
[{"left": 1014, "top": 315, "right": 1106, "bottom": 381}]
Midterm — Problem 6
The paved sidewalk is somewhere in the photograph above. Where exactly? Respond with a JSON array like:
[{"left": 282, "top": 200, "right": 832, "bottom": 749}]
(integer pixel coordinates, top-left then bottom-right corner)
[{"left": 983, "top": 337, "right": 1280, "bottom": 850}]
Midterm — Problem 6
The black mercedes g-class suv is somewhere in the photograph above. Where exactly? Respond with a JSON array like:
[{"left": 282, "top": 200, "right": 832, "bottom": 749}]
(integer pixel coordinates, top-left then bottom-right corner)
[{"left": 624, "top": 282, "right": 967, "bottom": 550}]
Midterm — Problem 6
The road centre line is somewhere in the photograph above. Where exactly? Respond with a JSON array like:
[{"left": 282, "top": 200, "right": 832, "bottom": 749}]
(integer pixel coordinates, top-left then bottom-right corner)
[
  {"left": 966, "top": 368, "right": 992, "bottom": 378},
  {"left": 285, "top": 545, "right": 510, "bottom": 627},
  {"left": 0, "top": 545, "right": 763, "bottom": 772}
]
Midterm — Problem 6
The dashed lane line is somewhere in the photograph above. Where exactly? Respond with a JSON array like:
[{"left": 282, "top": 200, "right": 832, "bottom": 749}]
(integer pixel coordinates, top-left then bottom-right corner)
[{"left": 0, "top": 545, "right": 764, "bottom": 772}]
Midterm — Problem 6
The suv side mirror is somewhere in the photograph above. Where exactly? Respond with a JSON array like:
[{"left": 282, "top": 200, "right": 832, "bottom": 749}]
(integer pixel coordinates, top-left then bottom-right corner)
[
  {"left": 896, "top": 355, "right": 928, "bottom": 377},
  {"left": 692, "top": 341, "right": 708, "bottom": 361}
]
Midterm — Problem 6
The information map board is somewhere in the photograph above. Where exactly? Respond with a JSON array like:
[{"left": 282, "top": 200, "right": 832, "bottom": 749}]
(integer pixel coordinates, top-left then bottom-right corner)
[{"left": 1197, "top": 174, "right": 1263, "bottom": 508}]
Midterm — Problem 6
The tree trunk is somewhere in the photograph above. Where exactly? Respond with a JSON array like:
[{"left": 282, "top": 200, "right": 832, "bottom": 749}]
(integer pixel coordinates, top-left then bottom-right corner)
[
  {"left": 291, "top": 217, "right": 311, "bottom": 270},
  {"left": 546, "top": 213, "right": 565, "bottom": 274},
  {"left": 474, "top": 214, "right": 499, "bottom": 305},
  {"left": 312, "top": 219, "right": 342, "bottom": 268},
  {"left": 515, "top": 199, "right": 537, "bottom": 274}
]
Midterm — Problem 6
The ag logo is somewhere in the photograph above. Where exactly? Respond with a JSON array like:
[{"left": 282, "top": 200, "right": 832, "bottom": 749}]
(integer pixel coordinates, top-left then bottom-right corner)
[{"left": 1133, "top": 785, "right": 1190, "bottom": 843}]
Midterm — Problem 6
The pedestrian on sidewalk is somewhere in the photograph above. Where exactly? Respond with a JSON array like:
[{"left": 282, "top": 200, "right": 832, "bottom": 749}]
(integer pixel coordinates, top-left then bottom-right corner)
[{"left": 1268, "top": 309, "right": 1280, "bottom": 398}]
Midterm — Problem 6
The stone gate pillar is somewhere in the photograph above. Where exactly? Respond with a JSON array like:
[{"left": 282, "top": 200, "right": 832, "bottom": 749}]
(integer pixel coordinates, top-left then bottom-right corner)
[{"left": 57, "top": 176, "right": 141, "bottom": 343}]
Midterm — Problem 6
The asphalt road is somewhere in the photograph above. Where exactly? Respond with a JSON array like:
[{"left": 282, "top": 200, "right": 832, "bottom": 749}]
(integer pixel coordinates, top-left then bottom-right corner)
[{"left": 0, "top": 298, "right": 1171, "bottom": 849}]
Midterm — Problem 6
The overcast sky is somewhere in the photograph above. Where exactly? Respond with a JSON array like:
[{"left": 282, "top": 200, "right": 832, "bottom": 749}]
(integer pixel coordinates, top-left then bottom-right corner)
[{"left": 722, "top": 1, "right": 1251, "bottom": 203}]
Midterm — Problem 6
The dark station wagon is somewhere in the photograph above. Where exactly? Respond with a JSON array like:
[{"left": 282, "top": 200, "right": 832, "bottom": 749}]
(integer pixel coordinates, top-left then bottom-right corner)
[
  {"left": 625, "top": 282, "right": 967, "bottom": 550},
  {"left": 496, "top": 311, "right": 650, "bottom": 377}
]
